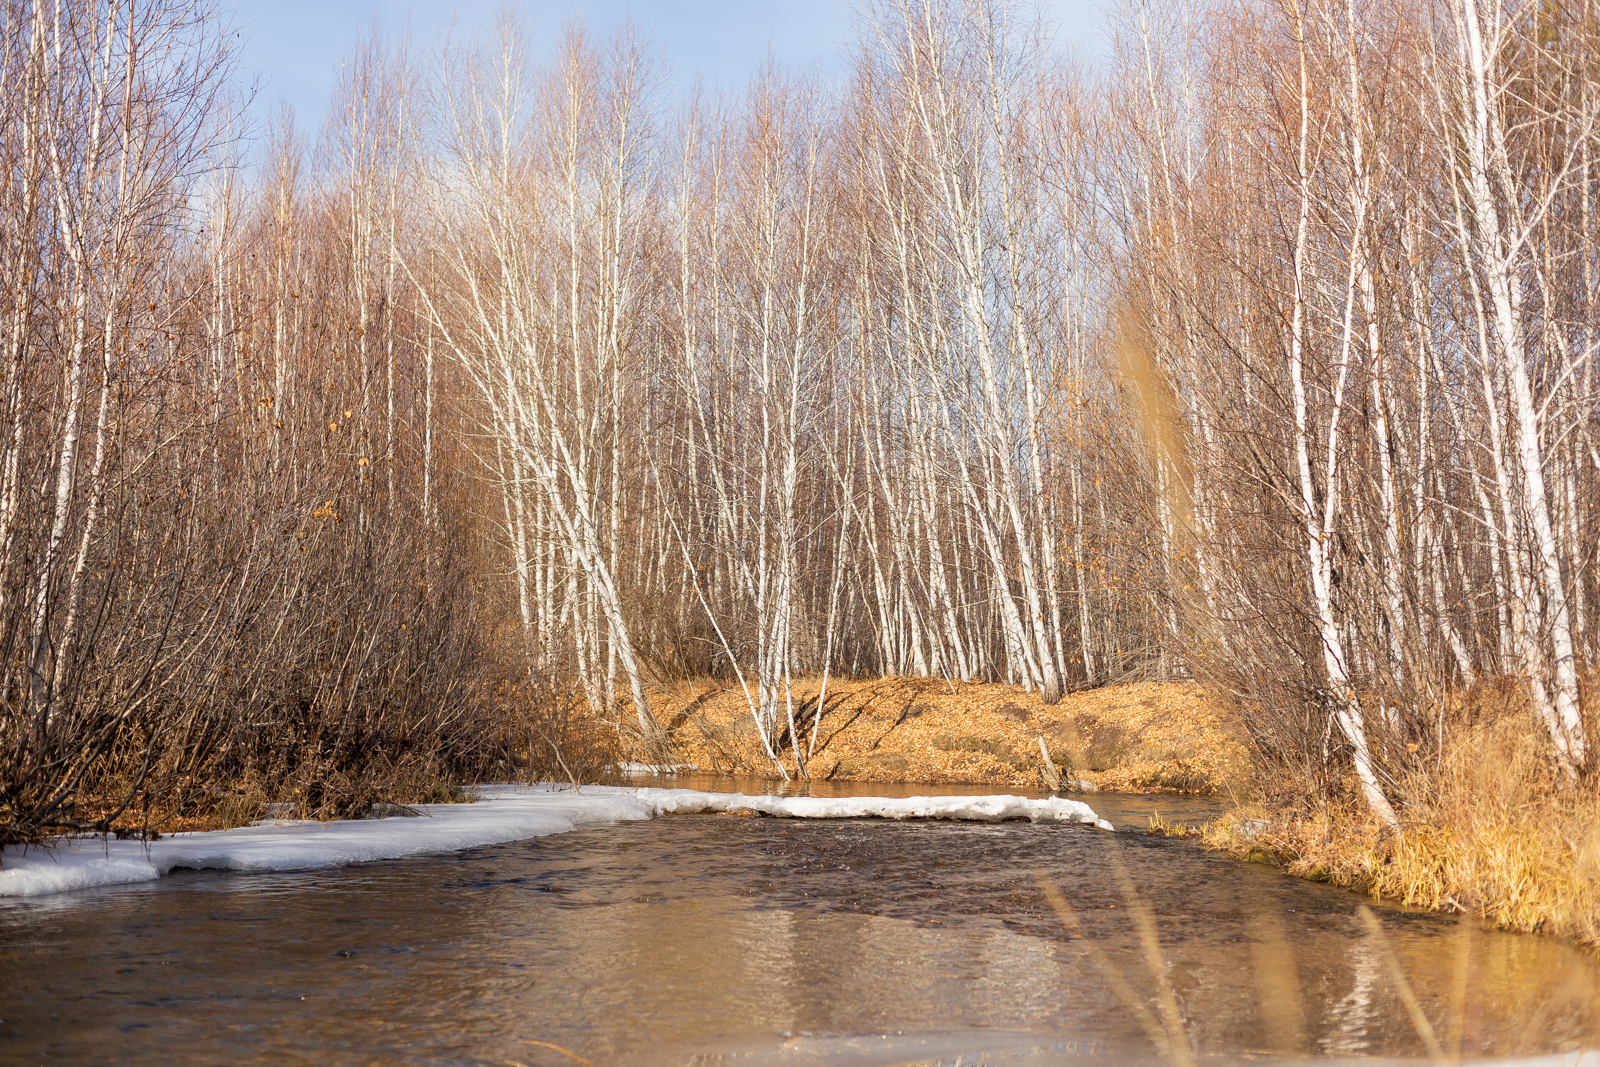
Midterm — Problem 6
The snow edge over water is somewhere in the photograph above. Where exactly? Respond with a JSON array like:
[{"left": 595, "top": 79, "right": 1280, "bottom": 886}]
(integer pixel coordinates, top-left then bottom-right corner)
[{"left": 0, "top": 785, "right": 1111, "bottom": 900}]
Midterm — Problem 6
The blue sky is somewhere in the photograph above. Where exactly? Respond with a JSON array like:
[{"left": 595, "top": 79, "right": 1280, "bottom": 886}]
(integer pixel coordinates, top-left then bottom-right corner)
[{"left": 223, "top": 0, "right": 1110, "bottom": 134}]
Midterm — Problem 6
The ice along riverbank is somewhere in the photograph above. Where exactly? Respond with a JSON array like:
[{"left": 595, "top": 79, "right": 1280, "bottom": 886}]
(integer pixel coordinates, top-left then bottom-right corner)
[{"left": 0, "top": 785, "right": 1111, "bottom": 899}]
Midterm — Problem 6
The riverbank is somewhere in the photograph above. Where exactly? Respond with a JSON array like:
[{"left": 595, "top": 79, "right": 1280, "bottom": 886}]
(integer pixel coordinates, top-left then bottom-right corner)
[
  {"left": 644, "top": 676, "right": 1600, "bottom": 949},
  {"left": 648, "top": 677, "right": 1252, "bottom": 795},
  {"left": 1159, "top": 703, "right": 1600, "bottom": 948},
  {"left": 22, "top": 678, "right": 1245, "bottom": 847},
  {"left": 1193, "top": 803, "right": 1600, "bottom": 949}
]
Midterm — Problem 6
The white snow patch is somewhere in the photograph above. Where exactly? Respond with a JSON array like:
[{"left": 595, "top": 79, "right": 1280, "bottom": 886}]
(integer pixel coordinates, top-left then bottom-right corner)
[
  {"left": 0, "top": 785, "right": 1110, "bottom": 900},
  {"left": 629, "top": 787, "right": 1115, "bottom": 830}
]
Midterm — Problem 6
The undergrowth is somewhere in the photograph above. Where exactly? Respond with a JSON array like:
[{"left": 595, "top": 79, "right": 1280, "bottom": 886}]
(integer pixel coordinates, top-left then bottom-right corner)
[
  {"left": 14, "top": 661, "right": 630, "bottom": 843},
  {"left": 1201, "top": 697, "right": 1600, "bottom": 946}
]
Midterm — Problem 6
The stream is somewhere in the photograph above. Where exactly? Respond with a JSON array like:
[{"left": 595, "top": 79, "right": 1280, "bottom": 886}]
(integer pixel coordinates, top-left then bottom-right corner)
[{"left": 2, "top": 776, "right": 1597, "bottom": 1065}]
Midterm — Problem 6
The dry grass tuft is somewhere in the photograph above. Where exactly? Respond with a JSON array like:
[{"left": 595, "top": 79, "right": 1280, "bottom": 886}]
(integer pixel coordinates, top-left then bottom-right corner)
[
  {"left": 1201, "top": 703, "right": 1600, "bottom": 945},
  {"left": 646, "top": 677, "right": 1251, "bottom": 794}
]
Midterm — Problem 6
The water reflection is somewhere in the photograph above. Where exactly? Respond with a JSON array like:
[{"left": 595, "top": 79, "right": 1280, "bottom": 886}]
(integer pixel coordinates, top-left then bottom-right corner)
[{"left": 1, "top": 800, "right": 1597, "bottom": 1065}]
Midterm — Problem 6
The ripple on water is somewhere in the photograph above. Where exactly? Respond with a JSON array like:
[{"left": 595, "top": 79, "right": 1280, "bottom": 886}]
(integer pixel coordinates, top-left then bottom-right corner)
[{"left": 1, "top": 794, "right": 1598, "bottom": 1066}]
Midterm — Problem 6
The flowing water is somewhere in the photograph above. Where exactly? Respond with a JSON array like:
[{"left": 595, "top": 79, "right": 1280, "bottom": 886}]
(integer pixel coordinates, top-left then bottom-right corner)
[{"left": 2, "top": 777, "right": 1598, "bottom": 1066}]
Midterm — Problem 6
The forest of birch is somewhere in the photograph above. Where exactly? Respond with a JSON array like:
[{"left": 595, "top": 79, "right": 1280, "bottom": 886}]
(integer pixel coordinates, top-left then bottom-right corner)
[{"left": 1, "top": 0, "right": 1597, "bottom": 839}]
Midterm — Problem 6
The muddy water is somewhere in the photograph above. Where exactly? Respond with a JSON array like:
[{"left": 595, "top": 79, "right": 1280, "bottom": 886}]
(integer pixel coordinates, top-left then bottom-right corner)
[{"left": 2, "top": 780, "right": 1597, "bottom": 1066}]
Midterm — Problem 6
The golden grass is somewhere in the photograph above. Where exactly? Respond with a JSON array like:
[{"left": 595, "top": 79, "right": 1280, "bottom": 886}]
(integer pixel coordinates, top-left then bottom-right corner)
[
  {"left": 645, "top": 676, "right": 1252, "bottom": 794},
  {"left": 1198, "top": 705, "right": 1600, "bottom": 946}
]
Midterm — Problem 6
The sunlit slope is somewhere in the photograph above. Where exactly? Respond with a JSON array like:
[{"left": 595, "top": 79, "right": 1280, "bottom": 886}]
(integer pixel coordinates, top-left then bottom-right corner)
[{"left": 649, "top": 679, "right": 1252, "bottom": 794}]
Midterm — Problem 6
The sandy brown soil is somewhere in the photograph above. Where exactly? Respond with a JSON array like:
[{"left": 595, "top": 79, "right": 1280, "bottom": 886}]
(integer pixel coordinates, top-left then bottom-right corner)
[{"left": 646, "top": 676, "right": 1252, "bottom": 795}]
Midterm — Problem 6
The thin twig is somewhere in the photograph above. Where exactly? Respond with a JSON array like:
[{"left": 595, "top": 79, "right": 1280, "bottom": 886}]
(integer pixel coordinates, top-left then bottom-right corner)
[{"left": 517, "top": 1038, "right": 593, "bottom": 1065}]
